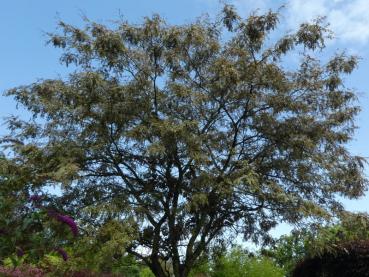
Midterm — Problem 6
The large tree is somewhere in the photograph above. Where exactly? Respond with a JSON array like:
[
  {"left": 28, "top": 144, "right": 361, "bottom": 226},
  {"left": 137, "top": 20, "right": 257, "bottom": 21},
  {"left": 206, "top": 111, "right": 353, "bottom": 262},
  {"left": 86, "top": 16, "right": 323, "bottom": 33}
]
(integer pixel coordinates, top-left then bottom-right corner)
[{"left": 1, "top": 5, "right": 367, "bottom": 277}]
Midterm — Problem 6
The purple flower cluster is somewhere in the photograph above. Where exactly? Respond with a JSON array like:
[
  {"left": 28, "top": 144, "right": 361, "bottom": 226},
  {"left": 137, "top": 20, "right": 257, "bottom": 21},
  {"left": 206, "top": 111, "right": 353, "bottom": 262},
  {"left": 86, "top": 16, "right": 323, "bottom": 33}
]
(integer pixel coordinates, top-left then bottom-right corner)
[
  {"left": 48, "top": 210, "right": 78, "bottom": 237},
  {"left": 56, "top": 248, "right": 68, "bottom": 261},
  {"left": 16, "top": 247, "right": 24, "bottom": 257},
  {"left": 29, "top": 194, "right": 43, "bottom": 208},
  {"left": 29, "top": 195, "right": 42, "bottom": 202}
]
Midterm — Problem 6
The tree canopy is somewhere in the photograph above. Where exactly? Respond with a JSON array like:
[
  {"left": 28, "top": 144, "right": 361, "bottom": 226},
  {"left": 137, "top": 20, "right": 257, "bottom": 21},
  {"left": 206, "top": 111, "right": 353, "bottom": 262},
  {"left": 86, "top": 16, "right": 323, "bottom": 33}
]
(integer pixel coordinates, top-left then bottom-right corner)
[{"left": 0, "top": 5, "right": 367, "bottom": 277}]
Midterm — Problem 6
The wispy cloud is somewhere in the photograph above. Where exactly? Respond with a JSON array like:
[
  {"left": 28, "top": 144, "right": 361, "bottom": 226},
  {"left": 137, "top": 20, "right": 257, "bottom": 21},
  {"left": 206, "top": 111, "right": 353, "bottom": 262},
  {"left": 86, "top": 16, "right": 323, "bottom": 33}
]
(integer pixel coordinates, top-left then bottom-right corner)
[
  {"left": 200, "top": 0, "right": 369, "bottom": 45},
  {"left": 198, "top": 0, "right": 369, "bottom": 45},
  {"left": 286, "top": 0, "right": 369, "bottom": 44}
]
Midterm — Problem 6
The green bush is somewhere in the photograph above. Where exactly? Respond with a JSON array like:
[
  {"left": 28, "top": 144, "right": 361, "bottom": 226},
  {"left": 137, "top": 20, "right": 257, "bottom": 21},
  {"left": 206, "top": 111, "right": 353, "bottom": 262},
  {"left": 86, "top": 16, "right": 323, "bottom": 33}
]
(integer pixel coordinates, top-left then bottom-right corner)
[{"left": 190, "top": 247, "right": 285, "bottom": 277}]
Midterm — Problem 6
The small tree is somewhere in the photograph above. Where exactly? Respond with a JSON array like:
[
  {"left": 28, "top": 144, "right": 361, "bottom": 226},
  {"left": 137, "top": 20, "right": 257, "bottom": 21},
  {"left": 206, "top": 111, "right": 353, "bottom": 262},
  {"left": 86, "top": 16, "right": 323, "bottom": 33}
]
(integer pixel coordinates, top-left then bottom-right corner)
[
  {"left": 1, "top": 5, "right": 367, "bottom": 277},
  {"left": 266, "top": 212, "right": 369, "bottom": 276},
  {"left": 292, "top": 240, "right": 369, "bottom": 277}
]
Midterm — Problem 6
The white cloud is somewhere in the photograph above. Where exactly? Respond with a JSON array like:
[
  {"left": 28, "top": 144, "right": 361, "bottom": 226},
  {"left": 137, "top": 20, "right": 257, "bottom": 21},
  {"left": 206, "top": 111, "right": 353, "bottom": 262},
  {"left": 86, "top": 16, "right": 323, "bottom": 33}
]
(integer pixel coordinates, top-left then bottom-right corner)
[
  {"left": 285, "top": 0, "right": 369, "bottom": 44},
  {"left": 198, "top": 0, "right": 369, "bottom": 45},
  {"left": 229, "top": 0, "right": 369, "bottom": 44}
]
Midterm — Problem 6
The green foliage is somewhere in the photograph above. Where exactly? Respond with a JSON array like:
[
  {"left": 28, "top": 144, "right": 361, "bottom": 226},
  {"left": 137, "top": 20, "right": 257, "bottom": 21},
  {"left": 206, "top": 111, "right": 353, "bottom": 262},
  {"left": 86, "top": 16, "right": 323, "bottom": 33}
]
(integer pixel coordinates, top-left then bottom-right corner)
[
  {"left": 36, "top": 250, "right": 151, "bottom": 276},
  {"left": 305, "top": 212, "right": 369, "bottom": 257},
  {"left": 266, "top": 232, "right": 309, "bottom": 276},
  {"left": 1, "top": 4, "right": 367, "bottom": 277},
  {"left": 47, "top": 221, "right": 139, "bottom": 275},
  {"left": 211, "top": 247, "right": 285, "bottom": 277},
  {"left": 140, "top": 267, "right": 156, "bottom": 277},
  {"left": 189, "top": 247, "right": 285, "bottom": 277}
]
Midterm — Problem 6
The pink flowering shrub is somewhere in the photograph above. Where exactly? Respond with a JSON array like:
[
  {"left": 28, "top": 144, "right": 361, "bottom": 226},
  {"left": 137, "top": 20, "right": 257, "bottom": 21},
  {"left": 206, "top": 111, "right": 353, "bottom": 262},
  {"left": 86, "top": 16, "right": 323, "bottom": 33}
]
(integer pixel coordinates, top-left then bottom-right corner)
[{"left": 0, "top": 265, "right": 45, "bottom": 277}]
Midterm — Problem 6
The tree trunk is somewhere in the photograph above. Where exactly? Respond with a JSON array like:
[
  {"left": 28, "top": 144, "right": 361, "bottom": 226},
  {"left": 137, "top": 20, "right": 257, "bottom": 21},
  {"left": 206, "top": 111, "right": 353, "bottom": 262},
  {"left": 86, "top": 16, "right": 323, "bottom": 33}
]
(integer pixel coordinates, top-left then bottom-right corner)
[{"left": 150, "top": 257, "right": 168, "bottom": 277}]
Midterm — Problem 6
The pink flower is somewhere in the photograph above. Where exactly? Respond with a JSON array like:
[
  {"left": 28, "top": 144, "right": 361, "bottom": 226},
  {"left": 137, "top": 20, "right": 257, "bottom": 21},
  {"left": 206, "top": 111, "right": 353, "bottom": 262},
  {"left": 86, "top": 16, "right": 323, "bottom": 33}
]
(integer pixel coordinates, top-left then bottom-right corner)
[{"left": 0, "top": 265, "right": 44, "bottom": 277}]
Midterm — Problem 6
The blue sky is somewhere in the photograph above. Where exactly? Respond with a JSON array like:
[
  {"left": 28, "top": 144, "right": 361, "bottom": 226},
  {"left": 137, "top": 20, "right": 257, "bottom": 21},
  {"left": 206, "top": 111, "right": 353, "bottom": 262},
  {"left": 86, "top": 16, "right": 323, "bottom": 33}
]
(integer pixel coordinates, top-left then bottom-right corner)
[{"left": 1, "top": 0, "right": 369, "bottom": 235}]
